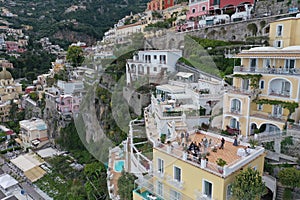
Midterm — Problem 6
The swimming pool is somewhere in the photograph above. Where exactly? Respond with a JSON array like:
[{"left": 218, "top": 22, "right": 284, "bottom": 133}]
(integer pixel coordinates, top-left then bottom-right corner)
[{"left": 114, "top": 160, "right": 125, "bottom": 172}]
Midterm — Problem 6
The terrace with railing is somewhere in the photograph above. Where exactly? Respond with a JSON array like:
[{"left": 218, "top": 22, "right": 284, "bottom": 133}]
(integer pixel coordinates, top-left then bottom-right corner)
[
  {"left": 250, "top": 111, "right": 287, "bottom": 122},
  {"left": 154, "top": 131, "right": 265, "bottom": 178},
  {"left": 234, "top": 66, "right": 300, "bottom": 75},
  {"left": 225, "top": 87, "right": 252, "bottom": 96}
]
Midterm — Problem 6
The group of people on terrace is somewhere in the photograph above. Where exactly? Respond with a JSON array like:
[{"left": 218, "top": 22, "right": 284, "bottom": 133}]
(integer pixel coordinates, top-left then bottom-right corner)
[
  {"left": 185, "top": 135, "right": 226, "bottom": 162},
  {"left": 266, "top": 65, "right": 284, "bottom": 74}
]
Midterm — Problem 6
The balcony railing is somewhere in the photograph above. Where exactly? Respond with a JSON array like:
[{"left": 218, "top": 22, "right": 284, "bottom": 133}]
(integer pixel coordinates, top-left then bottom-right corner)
[
  {"left": 166, "top": 175, "right": 184, "bottom": 190},
  {"left": 135, "top": 175, "right": 194, "bottom": 200},
  {"left": 234, "top": 66, "right": 300, "bottom": 75},
  {"left": 269, "top": 89, "right": 290, "bottom": 98},
  {"left": 195, "top": 189, "right": 215, "bottom": 200},
  {"left": 226, "top": 87, "right": 252, "bottom": 95},
  {"left": 163, "top": 110, "right": 183, "bottom": 117},
  {"left": 251, "top": 112, "right": 286, "bottom": 122}
]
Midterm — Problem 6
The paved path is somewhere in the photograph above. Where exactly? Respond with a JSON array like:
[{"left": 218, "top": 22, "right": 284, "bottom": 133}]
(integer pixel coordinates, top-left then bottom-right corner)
[{"left": 20, "top": 182, "right": 46, "bottom": 200}]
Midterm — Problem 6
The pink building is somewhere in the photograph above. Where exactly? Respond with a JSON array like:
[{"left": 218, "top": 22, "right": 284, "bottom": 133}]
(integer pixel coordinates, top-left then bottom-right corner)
[
  {"left": 219, "top": 0, "right": 254, "bottom": 9},
  {"left": 5, "top": 41, "right": 18, "bottom": 52},
  {"left": 56, "top": 95, "right": 81, "bottom": 115},
  {"left": 147, "top": 0, "right": 174, "bottom": 11},
  {"left": 187, "top": 0, "right": 209, "bottom": 21}
]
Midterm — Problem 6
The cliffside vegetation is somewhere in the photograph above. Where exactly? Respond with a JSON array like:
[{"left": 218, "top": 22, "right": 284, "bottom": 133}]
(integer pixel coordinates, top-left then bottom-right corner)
[{"left": 0, "top": 0, "right": 147, "bottom": 48}]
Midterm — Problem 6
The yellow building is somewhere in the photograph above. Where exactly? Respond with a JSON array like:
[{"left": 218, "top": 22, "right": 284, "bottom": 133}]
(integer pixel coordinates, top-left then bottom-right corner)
[
  {"left": 0, "top": 67, "right": 22, "bottom": 122},
  {"left": 133, "top": 132, "right": 265, "bottom": 200},
  {"left": 222, "top": 15, "right": 300, "bottom": 137},
  {"left": 269, "top": 14, "right": 300, "bottom": 48}
]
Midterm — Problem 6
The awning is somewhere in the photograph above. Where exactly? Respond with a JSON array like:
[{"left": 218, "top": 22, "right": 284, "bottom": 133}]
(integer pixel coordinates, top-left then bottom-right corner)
[
  {"left": 176, "top": 72, "right": 194, "bottom": 78},
  {"left": 24, "top": 166, "right": 46, "bottom": 182},
  {"left": 0, "top": 174, "right": 18, "bottom": 189}
]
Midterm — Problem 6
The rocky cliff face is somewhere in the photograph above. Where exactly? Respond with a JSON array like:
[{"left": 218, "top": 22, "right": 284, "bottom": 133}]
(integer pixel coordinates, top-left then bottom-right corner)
[{"left": 53, "top": 30, "right": 97, "bottom": 46}]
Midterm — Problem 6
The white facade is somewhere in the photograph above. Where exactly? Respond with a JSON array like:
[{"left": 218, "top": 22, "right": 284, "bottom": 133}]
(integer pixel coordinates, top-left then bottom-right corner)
[
  {"left": 57, "top": 80, "right": 84, "bottom": 94},
  {"left": 126, "top": 50, "right": 183, "bottom": 85},
  {"left": 19, "top": 118, "right": 48, "bottom": 148},
  {"left": 150, "top": 80, "right": 221, "bottom": 138}
]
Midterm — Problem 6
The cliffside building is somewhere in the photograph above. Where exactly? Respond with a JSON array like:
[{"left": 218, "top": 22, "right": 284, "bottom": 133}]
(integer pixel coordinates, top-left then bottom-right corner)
[
  {"left": 222, "top": 14, "right": 300, "bottom": 137},
  {"left": 147, "top": 0, "right": 174, "bottom": 11},
  {"left": 19, "top": 118, "right": 48, "bottom": 149},
  {"left": 0, "top": 67, "right": 22, "bottom": 122},
  {"left": 126, "top": 50, "right": 182, "bottom": 86}
]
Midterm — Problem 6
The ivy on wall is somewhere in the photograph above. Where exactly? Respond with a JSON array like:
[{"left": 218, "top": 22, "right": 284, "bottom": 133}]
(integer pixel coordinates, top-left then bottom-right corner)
[
  {"left": 232, "top": 74, "right": 262, "bottom": 89},
  {"left": 255, "top": 99, "right": 299, "bottom": 119}
]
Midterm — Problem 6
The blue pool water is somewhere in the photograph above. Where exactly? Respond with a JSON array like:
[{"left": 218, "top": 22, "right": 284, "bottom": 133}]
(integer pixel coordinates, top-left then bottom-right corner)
[
  {"left": 114, "top": 160, "right": 125, "bottom": 172},
  {"left": 104, "top": 162, "right": 108, "bottom": 170}
]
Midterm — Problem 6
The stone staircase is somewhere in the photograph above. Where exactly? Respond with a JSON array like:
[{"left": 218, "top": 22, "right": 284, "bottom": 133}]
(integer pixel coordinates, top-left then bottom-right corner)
[{"left": 275, "top": 184, "right": 285, "bottom": 200}]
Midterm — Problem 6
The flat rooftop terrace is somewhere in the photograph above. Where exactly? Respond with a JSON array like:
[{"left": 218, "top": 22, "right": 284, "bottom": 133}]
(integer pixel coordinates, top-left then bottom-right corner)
[{"left": 154, "top": 131, "right": 264, "bottom": 177}]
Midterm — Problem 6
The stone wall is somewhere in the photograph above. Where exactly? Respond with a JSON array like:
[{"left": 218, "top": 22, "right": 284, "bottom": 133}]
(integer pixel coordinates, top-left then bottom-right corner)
[
  {"left": 123, "top": 87, "right": 151, "bottom": 116},
  {"left": 145, "top": 0, "right": 300, "bottom": 50}
]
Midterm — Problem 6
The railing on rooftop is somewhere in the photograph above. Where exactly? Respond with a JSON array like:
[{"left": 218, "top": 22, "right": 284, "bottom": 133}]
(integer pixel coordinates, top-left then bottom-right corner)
[
  {"left": 162, "top": 110, "right": 183, "bottom": 117},
  {"left": 155, "top": 139, "right": 265, "bottom": 178},
  {"left": 234, "top": 66, "right": 300, "bottom": 75},
  {"left": 154, "top": 143, "right": 224, "bottom": 177},
  {"left": 152, "top": 97, "right": 184, "bottom": 119}
]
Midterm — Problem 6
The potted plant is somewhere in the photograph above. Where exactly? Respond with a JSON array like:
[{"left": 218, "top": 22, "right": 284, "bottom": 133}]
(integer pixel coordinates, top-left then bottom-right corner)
[
  {"left": 160, "top": 134, "right": 166, "bottom": 144},
  {"left": 119, "top": 143, "right": 124, "bottom": 151},
  {"left": 216, "top": 158, "right": 227, "bottom": 173},
  {"left": 249, "top": 139, "right": 258, "bottom": 149},
  {"left": 212, "top": 146, "right": 218, "bottom": 153}
]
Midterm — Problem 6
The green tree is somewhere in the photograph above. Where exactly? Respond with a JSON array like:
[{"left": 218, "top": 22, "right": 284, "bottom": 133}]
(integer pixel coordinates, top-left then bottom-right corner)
[
  {"left": 231, "top": 168, "right": 266, "bottom": 200},
  {"left": 84, "top": 162, "right": 108, "bottom": 200},
  {"left": 9, "top": 100, "right": 18, "bottom": 121},
  {"left": 66, "top": 46, "right": 85, "bottom": 68},
  {"left": 117, "top": 171, "right": 137, "bottom": 200},
  {"left": 278, "top": 167, "right": 300, "bottom": 190}
]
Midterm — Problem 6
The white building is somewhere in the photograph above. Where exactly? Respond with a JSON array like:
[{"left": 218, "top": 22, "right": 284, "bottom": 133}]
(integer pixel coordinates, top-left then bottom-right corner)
[
  {"left": 19, "top": 118, "right": 48, "bottom": 149},
  {"left": 56, "top": 80, "right": 84, "bottom": 95},
  {"left": 126, "top": 49, "right": 183, "bottom": 85},
  {"left": 149, "top": 73, "right": 224, "bottom": 139},
  {"left": 0, "top": 174, "right": 18, "bottom": 192}
]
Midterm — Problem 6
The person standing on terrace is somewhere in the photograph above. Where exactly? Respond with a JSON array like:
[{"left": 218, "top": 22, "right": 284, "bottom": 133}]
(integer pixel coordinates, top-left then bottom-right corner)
[
  {"left": 233, "top": 136, "right": 238, "bottom": 146},
  {"left": 219, "top": 137, "right": 225, "bottom": 149}
]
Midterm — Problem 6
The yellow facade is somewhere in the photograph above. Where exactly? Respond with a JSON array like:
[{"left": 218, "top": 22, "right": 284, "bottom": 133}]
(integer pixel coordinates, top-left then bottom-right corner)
[
  {"left": 134, "top": 147, "right": 265, "bottom": 200},
  {"left": 269, "top": 16, "right": 300, "bottom": 48},
  {"left": 222, "top": 15, "right": 300, "bottom": 136},
  {"left": 0, "top": 68, "right": 22, "bottom": 122}
]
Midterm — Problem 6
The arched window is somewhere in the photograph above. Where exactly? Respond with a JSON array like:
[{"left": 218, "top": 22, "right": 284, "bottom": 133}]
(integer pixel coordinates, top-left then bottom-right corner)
[
  {"left": 230, "top": 118, "right": 239, "bottom": 129},
  {"left": 231, "top": 99, "right": 241, "bottom": 113}
]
